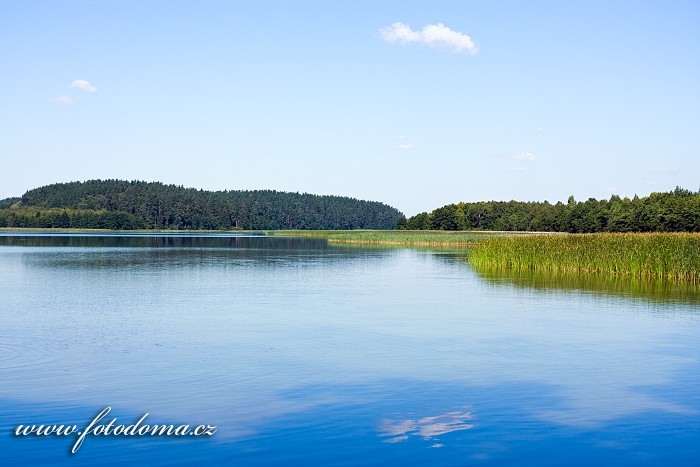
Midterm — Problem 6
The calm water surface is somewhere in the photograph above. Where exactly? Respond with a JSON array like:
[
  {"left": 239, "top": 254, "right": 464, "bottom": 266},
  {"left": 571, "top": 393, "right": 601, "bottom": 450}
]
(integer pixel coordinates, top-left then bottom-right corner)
[{"left": 1, "top": 233, "right": 698, "bottom": 465}]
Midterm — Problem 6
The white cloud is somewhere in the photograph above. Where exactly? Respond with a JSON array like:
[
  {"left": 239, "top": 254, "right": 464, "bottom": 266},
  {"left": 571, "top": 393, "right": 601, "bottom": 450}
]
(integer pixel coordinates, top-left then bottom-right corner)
[
  {"left": 72, "top": 79, "right": 97, "bottom": 93},
  {"left": 380, "top": 22, "right": 477, "bottom": 54},
  {"left": 512, "top": 152, "right": 536, "bottom": 161},
  {"left": 395, "top": 135, "right": 414, "bottom": 150},
  {"left": 51, "top": 96, "right": 76, "bottom": 106},
  {"left": 381, "top": 22, "right": 421, "bottom": 44}
]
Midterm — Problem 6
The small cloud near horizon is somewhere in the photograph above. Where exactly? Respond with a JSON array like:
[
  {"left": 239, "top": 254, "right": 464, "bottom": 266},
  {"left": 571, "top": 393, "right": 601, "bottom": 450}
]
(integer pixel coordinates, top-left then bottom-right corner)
[
  {"left": 380, "top": 22, "right": 478, "bottom": 54},
  {"left": 72, "top": 79, "right": 97, "bottom": 93},
  {"left": 51, "top": 96, "right": 76, "bottom": 106},
  {"left": 395, "top": 135, "right": 415, "bottom": 150},
  {"left": 649, "top": 166, "right": 679, "bottom": 175},
  {"left": 512, "top": 152, "right": 536, "bottom": 161}
]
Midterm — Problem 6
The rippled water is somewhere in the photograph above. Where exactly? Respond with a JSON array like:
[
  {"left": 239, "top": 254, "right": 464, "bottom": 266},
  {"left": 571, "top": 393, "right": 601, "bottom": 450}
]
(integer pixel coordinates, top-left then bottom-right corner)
[{"left": 1, "top": 233, "right": 698, "bottom": 465}]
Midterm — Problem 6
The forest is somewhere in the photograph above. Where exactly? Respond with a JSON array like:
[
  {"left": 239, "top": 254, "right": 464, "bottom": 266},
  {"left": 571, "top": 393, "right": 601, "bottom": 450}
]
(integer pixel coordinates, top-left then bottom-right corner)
[
  {"left": 398, "top": 187, "right": 700, "bottom": 232},
  {"left": 2, "top": 182, "right": 698, "bottom": 233},
  {"left": 0, "top": 180, "right": 403, "bottom": 230}
]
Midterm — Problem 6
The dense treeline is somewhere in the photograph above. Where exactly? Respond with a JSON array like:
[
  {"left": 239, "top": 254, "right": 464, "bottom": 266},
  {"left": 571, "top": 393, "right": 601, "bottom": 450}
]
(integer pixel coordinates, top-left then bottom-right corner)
[
  {"left": 399, "top": 188, "right": 700, "bottom": 232},
  {"left": 0, "top": 180, "right": 403, "bottom": 230},
  {"left": 0, "top": 197, "right": 19, "bottom": 209},
  {"left": 0, "top": 207, "right": 145, "bottom": 230}
]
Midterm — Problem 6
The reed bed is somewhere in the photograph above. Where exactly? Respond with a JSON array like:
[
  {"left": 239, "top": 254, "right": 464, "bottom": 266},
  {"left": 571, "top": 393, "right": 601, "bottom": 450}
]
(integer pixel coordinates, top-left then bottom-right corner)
[
  {"left": 468, "top": 232, "right": 700, "bottom": 282},
  {"left": 267, "top": 230, "right": 518, "bottom": 246}
]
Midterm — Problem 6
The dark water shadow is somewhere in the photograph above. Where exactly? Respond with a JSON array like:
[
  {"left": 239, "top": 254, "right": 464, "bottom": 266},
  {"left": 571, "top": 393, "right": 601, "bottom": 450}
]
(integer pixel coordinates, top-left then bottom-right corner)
[
  {"left": 1, "top": 233, "right": 411, "bottom": 272},
  {"left": 0, "top": 233, "right": 326, "bottom": 250}
]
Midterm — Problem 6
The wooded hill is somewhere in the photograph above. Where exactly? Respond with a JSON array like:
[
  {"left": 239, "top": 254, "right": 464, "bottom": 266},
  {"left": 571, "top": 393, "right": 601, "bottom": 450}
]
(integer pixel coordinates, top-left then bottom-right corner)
[
  {"left": 399, "top": 187, "right": 700, "bottom": 233},
  {"left": 0, "top": 180, "right": 403, "bottom": 230}
]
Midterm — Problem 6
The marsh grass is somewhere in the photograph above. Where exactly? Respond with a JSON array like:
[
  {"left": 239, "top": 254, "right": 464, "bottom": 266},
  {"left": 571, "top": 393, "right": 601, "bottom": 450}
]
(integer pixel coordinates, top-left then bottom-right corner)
[
  {"left": 266, "top": 230, "right": 524, "bottom": 246},
  {"left": 468, "top": 233, "right": 700, "bottom": 282}
]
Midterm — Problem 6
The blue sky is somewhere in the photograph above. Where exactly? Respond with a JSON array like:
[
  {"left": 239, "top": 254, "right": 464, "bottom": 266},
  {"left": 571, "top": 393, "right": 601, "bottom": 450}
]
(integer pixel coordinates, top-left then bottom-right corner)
[{"left": 1, "top": 0, "right": 698, "bottom": 215}]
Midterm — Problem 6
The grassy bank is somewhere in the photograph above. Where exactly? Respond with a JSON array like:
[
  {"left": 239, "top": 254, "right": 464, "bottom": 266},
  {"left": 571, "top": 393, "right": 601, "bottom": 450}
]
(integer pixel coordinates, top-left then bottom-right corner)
[
  {"left": 265, "top": 230, "right": 528, "bottom": 246},
  {"left": 468, "top": 233, "right": 700, "bottom": 282},
  {"left": 0, "top": 227, "right": 515, "bottom": 245},
  {"left": 0, "top": 227, "right": 539, "bottom": 247}
]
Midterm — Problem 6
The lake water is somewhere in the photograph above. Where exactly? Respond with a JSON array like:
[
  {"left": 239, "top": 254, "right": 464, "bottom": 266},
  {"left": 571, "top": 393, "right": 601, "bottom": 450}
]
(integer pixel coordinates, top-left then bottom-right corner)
[{"left": 1, "top": 233, "right": 698, "bottom": 466}]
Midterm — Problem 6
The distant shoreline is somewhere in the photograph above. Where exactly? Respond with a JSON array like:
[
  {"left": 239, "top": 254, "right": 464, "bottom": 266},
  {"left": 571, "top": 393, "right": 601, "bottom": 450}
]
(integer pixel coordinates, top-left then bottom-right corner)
[{"left": 2, "top": 228, "right": 698, "bottom": 282}]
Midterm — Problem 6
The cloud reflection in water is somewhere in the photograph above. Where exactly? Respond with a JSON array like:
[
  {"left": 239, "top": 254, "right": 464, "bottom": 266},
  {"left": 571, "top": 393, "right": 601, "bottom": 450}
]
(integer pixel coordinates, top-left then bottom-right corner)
[{"left": 380, "top": 409, "right": 474, "bottom": 444}]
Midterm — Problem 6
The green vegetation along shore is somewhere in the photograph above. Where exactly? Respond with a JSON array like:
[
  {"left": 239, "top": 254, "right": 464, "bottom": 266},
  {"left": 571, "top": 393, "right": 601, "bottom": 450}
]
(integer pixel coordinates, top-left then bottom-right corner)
[
  {"left": 468, "top": 232, "right": 700, "bottom": 282},
  {"left": 4, "top": 182, "right": 698, "bottom": 234},
  {"left": 400, "top": 187, "right": 700, "bottom": 233},
  {"left": 265, "top": 229, "right": 530, "bottom": 246},
  {"left": 0, "top": 180, "right": 402, "bottom": 230}
]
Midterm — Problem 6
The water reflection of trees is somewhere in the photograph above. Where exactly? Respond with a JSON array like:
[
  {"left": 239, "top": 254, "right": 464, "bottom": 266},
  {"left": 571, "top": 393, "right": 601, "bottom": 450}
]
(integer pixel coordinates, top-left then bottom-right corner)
[
  {"left": 0, "top": 233, "right": 329, "bottom": 250},
  {"left": 3, "top": 233, "right": 404, "bottom": 271}
]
